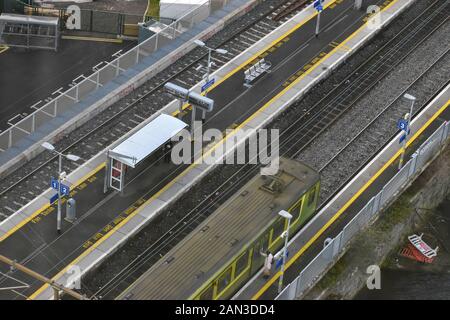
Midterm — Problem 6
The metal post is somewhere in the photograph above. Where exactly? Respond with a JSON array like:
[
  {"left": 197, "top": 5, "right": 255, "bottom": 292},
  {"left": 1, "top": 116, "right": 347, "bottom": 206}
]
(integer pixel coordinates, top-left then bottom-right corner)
[
  {"left": 75, "top": 85, "right": 79, "bottom": 102},
  {"left": 278, "top": 217, "right": 291, "bottom": 294},
  {"left": 191, "top": 106, "right": 197, "bottom": 137},
  {"left": 136, "top": 46, "right": 140, "bottom": 64},
  {"left": 8, "top": 129, "right": 12, "bottom": 148},
  {"left": 104, "top": 154, "right": 111, "bottom": 194},
  {"left": 354, "top": 0, "right": 363, "bottom": 10},
  {"left": 178, "top": 99, "right": 184, "bottom": 119},
  {"left": 116, "top": 59, "right": 120, "bottom": 76},
  {"left": 398, "top": 99, "right": 415, "bottom": 170},
  {"left": 315, "top": 10, "right": 321, "bottom": 37},
  {"left": 53, "top": 287, "right": 60, "bottom": 300},
  {"left": 57, "top": 153, "right": 62, "bottom": 234},
  {"left": 202, "top": 48, "right": 212, "bottom": 123}
]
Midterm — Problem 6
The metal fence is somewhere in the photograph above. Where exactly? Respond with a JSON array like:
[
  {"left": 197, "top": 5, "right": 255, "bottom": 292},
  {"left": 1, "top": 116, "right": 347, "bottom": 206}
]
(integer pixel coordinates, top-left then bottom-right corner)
[
  {"left": 0, "top": 0, "right": 229, "bottom": 153},
  {"left": 276, "top": 119, "right": 450, "bottom": 300}
]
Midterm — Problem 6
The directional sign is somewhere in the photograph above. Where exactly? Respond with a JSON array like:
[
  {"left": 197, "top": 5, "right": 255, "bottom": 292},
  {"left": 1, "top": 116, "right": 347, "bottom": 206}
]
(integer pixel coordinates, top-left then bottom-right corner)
[
  {"left": 165, "top": 81, "right": 214, "bottom": 112},
  {"left": 399, "top": 133, "right": 407, "bottom": 144},
  {"left": 397, "top": 119, "right": 408, "bottom": 131},
  {"left": 50, "top": 193, "right": 58, "bottom": 205},
  {"left": 51, "top": 177, "right": 59, "bottom": 190},
  {"left": 60, "top": 184, "right": 70, "bottom": 197},
  {"left": 50, "top": 178, "right": 70, "bottom": 196},
  {"left": 201, "top": 78, "right": 215, "bottom": 92},
  {"left": 275, "top": 250, "right": 289, "bottom": 270},
  {"left": 314, "top": 0, "right": 324, "bottom": 11}
]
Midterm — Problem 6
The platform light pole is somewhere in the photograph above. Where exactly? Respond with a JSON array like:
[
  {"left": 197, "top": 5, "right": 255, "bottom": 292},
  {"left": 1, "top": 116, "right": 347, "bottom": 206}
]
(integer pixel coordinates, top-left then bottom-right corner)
[
  {"left": 398, "top": 93, "right": 416, "bottom": 170},
  {"left": 194, "top": 39, "right": 228, "bottom": 122},
  {"left": 277, "top": 210, "right": 293, "bottom": 294},
  {"left": 42, "top": 142, "right": 80, "bottom": 234}
]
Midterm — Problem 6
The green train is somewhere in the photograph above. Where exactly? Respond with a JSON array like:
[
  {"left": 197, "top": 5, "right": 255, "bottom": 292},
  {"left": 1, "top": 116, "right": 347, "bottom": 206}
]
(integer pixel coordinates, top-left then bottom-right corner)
[{"left": 118, "top": 157, "right": 320, "bottom": 300}]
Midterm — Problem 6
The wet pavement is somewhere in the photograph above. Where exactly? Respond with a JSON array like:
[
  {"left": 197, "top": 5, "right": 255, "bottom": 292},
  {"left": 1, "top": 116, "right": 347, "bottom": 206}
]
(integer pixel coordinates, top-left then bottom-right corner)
[{"left": 0, "top": 39, "right": 135, "bottom": 131}]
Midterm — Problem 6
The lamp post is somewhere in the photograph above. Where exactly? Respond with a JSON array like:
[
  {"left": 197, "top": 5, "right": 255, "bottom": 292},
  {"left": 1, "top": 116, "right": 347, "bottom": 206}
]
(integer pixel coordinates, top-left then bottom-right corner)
[
  {"left": 194, "top": 39, "right": 228, "bottom": 122},
  {"left": 42, "top": 142, "right": 80, "bottom": 234},
  {"left": 277, "top": 210, "right": 293, "bottom": 294},
  {"left": 398, "top": 93, "right": 416, "bottom": 170}
]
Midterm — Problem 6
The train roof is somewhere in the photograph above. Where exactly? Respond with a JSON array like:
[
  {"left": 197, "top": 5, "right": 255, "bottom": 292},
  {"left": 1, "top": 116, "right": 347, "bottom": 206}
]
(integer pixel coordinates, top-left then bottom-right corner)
[{"left": 117, "top": 158, "right": 319, "bottom": 299}]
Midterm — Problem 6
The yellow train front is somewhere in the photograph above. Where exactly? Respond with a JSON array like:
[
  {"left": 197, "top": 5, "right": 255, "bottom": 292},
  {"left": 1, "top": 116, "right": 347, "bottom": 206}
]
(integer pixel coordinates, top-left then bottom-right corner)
[{"left": 118, "top": 157, "right": 320, "bottom": 300}]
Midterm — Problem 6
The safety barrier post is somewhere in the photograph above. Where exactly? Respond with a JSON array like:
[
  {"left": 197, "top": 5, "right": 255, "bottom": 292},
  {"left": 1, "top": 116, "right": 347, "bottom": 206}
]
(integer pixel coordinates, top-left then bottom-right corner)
[
  {"left": 54, "top": 99, "right": 58, "bottom": 117},
  {"left": 408, "top": 152, "right": 418, "bottom": 178},
  {"left": 31, "top": 114, "right": 36, "bottom": 132},
  {"left": 136, "top": 46, "right": 140, "bottom": 64},
  {"left": 96, "top": 72, "right": 100, "bottom": 90},
  {"left": 443, "top": 122, "right": 449, "bottom": 140},
  {"left": 116, "top": 60, "right": 120, "bottom": 76},
  {"left": 8, "top": 129, "right": 12, "bottom": 148}
]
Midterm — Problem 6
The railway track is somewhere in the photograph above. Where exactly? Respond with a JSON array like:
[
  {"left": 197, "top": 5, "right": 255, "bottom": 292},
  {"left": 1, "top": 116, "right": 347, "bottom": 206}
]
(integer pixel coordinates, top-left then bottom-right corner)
[
  {"left": 271, "top": 0, "right": 309, "bottom": 22},
  {"left": 317, "top": 51, "right": 450, "bottom": 205},
  {"left": 87, "top": 0, "right": 449, "bottom": 299},
  {"left": 0, "top": 0, "right": 312, "bottom": 220}
]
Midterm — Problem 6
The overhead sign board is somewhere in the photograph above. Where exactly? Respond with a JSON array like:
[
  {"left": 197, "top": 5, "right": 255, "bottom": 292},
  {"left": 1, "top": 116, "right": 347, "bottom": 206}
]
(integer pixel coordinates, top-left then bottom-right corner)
[
  {"left": 165, "top": 82, "right": 214, "bottom": 113},
  {"left": 164, "top": 82, "right": 189, "bottom": 101},
  {"left": 188, "top": 91, "right": 214, "bottom": 112}
]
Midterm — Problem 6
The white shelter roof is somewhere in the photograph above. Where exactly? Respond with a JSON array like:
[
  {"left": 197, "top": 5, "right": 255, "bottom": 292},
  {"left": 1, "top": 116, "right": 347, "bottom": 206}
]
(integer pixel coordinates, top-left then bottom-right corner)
[
  {"left": 0, "top": 13, "right": 59, "bottom": 26},
  {"left": 109, "top": 114, "right": 187, "bottom": 168}
]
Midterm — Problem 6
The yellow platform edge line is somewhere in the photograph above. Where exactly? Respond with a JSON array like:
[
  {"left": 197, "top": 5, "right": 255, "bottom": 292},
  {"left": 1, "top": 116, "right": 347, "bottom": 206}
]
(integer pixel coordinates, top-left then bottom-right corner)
[
  {"left": 251, "top": 98, "right": 450, "bottom": 300},
  {"left": 61, "top": 35, "right": 123, "bottom": 44}
]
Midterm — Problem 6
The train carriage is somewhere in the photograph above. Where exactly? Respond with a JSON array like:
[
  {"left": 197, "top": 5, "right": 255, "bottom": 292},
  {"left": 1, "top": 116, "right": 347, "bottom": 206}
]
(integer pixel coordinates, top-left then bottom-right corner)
[{"left": 118, "top": 157, "right": 320, "bottom": 300}]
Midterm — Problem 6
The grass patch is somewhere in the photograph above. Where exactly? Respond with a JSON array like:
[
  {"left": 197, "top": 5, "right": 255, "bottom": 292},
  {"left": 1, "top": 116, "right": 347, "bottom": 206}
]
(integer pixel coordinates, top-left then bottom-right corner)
[
  {"left": 316, "top": 256, "right": 348, "bottom": 291},
  {"left": 377, "top": 193, "right": 413, "bottom": 232}
]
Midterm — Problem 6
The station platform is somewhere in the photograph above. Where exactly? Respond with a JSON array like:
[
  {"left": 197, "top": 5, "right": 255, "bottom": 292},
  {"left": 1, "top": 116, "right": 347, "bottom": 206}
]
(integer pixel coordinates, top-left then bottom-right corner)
[
  {"left": 0, "top": 0, "right": 415, "bottom": 299},
  {"left": 0, "top": 39, "right": 134, "bottom": 131},
  {"left": 234, "top": 86, "right": 450, "bottom": 300}
]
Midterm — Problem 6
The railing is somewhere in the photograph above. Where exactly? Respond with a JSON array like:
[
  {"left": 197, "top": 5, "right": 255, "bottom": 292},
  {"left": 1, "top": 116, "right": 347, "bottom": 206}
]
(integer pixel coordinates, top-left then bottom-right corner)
[
  {"left": 0, "top": 0, "right": 229, "bottom": 153},
  {"left": 276, "top": 119, "right": 450, "bottom": 300}
]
